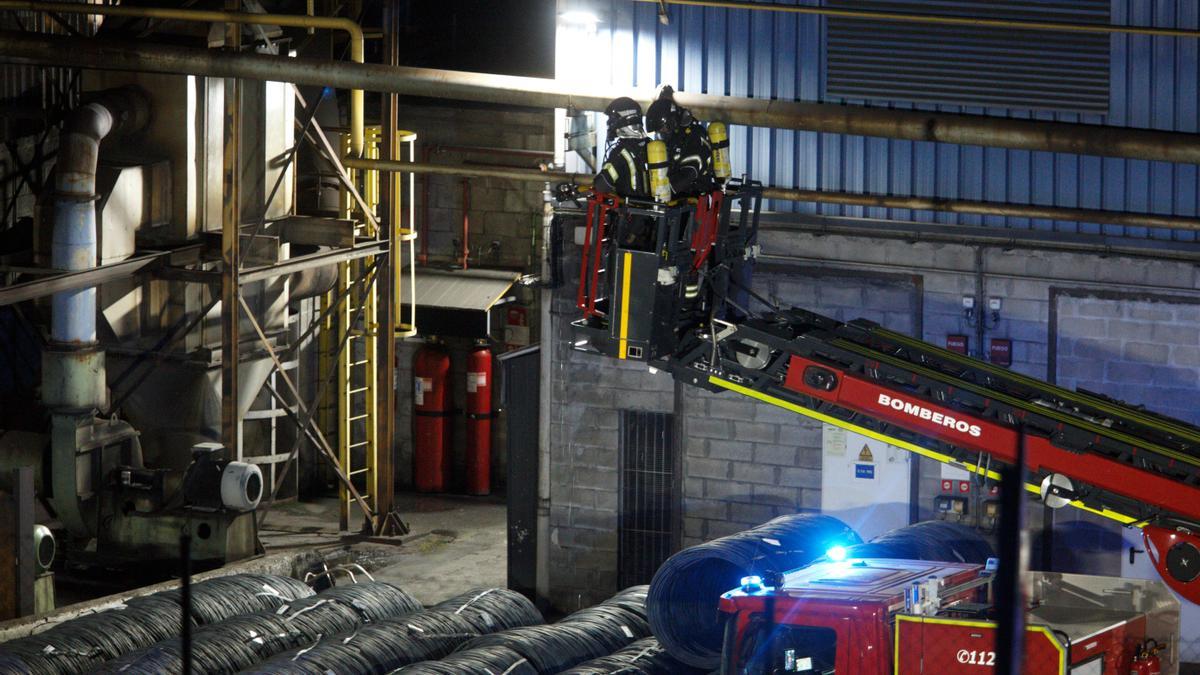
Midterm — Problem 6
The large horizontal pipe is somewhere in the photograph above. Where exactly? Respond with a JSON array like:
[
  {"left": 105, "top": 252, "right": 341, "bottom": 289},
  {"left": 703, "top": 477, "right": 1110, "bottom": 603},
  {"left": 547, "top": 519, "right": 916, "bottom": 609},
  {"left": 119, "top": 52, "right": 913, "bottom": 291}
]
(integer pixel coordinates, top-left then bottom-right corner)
[
  {"left": 638, "top": 0, "right": 1200, "bottom": 39},
  {"left": 343, "top": 158, "right": 1200, "bottom": 233},
  {"left": 3, "top": 31, "right": 1200, "bottom": 164}
]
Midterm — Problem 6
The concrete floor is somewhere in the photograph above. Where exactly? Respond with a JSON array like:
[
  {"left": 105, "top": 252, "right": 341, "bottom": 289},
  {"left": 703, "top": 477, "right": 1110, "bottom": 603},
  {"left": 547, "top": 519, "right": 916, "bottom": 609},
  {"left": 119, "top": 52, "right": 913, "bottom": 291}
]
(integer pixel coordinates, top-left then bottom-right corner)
[{"left": 259, "top": 492, "right": 508, "bottom": 606}]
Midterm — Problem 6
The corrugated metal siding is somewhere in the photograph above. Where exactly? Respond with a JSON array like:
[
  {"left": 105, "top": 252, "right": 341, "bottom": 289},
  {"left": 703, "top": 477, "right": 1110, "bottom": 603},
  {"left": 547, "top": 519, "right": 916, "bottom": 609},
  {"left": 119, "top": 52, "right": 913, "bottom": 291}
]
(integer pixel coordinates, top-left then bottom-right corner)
[
  {"left": 561, "top": 0, "right": 1200, "bottom": 242},
  {"left": 825, "top": 1, "right": 1110, "bottom": 114},
  {"left": 0, "top": 2, "right": 104, "bottom": 110}
]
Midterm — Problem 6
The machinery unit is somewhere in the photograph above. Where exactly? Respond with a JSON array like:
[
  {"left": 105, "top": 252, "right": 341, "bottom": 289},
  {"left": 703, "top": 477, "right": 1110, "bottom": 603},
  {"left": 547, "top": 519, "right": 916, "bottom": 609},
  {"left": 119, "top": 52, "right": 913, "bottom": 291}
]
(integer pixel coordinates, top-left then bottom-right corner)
[{"left": 719, "top": 558, "right": 1180, "bottom": 674}]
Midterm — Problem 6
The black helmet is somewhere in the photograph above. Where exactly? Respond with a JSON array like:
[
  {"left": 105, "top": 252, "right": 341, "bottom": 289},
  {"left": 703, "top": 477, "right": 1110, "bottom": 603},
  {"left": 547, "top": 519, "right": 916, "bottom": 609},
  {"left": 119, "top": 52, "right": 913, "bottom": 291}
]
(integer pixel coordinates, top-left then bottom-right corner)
[
  {"left": 604, "top": 97, "right": 643, "bottom": 134},
  {"left": 645, "top": 85, "right": 687, "bottom": 138}
]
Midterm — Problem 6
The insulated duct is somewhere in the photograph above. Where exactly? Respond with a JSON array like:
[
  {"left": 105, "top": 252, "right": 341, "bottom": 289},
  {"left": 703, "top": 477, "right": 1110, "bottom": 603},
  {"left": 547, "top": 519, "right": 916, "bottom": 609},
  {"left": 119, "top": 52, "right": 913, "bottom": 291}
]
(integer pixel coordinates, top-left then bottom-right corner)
[{"left": 42, "top": 87, "right": 149, "bottom": 537}]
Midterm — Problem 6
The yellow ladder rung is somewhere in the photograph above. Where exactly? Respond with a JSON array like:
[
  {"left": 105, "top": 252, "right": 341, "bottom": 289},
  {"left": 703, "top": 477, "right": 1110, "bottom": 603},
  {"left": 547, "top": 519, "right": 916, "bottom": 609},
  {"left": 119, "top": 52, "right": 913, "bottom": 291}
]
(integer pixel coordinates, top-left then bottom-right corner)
[
  {"left": 349, "top": 441, "right": 370, "bottom": 449},
  {"left": 349, "top": 414, "right": 369, "bottom": 422}
]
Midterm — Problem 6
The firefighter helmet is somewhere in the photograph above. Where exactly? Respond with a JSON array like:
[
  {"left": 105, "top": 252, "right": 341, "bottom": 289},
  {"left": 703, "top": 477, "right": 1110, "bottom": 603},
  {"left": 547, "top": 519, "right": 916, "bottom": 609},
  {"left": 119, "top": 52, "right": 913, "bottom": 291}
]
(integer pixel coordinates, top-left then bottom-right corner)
[
  {"left": 646, "top": 85, "right": 689, "bottom": 140},
  {"left": 604, "top": 97, "right": 643, "bottom": 135}
]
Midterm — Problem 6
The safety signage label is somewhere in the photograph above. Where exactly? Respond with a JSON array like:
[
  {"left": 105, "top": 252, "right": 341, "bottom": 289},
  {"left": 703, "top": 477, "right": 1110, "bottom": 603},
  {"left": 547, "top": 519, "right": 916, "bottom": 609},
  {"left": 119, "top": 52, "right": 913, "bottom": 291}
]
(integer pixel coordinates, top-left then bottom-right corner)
[
  {"left": 415, "top": 377, "right": 432, "bottom": 406},
  {"left": 855, "top": 463, "right": 875, "bottom": 480}
]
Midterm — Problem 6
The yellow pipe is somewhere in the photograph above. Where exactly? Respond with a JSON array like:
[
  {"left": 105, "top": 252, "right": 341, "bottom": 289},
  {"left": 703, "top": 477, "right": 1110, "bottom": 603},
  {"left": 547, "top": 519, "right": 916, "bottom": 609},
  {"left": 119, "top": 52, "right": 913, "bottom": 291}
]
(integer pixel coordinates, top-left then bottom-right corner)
[
  {"left": 0, "top": 0, "right": 365, "bottom": 155},
  {"left": 636, "top": 0, "right": 1200, "bottom": 40}
]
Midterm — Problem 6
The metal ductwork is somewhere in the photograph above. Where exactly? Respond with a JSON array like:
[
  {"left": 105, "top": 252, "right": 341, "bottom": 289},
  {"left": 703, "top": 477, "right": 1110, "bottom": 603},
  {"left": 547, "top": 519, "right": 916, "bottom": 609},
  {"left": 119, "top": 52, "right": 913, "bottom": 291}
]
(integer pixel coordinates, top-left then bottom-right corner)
[
  {"left": 3, "top": 31, "right": 1200, "bottom": 164},
  {"left": 42, "top": 87, "right": 150, "bottom": 538}
]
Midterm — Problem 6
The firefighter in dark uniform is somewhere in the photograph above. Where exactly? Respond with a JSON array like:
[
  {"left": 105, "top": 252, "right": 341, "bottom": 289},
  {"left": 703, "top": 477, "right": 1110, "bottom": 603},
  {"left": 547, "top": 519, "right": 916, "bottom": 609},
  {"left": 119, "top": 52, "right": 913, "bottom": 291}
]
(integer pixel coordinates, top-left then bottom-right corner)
[
  {"left": 644, "top": 85, "right": 717, "bottom": 199},
  {"left": 593, "top": 96, "right": 650, "bottom": 198}
]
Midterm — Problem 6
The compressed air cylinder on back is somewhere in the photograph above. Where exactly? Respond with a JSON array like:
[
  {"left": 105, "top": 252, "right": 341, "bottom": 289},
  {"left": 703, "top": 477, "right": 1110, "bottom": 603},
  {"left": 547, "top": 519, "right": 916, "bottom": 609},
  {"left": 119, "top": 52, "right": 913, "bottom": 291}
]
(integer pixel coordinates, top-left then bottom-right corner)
[
  {"left": 647, "top": 139, "right": 671, "bottom": 202},
  {"left": 708, "top": 121, "right": 731, "bottom": 180}
]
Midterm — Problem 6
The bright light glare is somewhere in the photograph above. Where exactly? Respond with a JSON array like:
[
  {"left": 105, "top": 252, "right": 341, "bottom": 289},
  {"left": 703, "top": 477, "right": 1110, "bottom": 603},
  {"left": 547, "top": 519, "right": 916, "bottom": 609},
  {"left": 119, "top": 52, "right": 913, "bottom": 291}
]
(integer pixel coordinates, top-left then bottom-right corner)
[
  {"left": 826, "top": 545, "right": 848, "bottom": 562},
  {"left": 560, "top": 10, "right": 599, "bottom": 28},
  {"left": 740, "top": 575, "right": 763, "bottom": 591}
]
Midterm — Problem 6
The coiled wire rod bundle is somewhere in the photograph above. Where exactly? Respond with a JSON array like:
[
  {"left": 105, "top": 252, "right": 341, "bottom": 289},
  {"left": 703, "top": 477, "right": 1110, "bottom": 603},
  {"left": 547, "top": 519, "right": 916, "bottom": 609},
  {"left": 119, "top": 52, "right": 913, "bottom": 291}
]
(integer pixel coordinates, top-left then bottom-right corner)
[
  {"left": 455, "top": 586, "right": 652, "bottom": 674},
  {"left": 646, "top": 513, "right": 860, "bottom": 670},
  {"left": 391, "top": 645, "right": 536, "bottom": 675},
  {"left": 97, "top": 581, "right": 421, "bottom": 674},
  {"left": 0, "top": 574, "right": 312, "bottom": 675},
  {"left": 243, "top": 588, "right": 542, "bottom": 674},
  {"left": 835, "top": 520, "right": 994, "bottom": 564},
  {"left": 559, "top": 636, "right": 707, "bottom": 674}
]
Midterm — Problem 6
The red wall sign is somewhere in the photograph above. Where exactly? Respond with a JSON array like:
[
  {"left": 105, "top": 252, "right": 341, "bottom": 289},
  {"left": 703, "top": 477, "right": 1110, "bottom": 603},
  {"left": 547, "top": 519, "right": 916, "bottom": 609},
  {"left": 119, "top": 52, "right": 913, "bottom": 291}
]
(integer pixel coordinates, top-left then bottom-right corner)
[
  {"left": 946, "top": 335, "right": 969, "bottom": 354},
  {"left": 989, "top": 338, "right": 1012, "bottom": 366}
]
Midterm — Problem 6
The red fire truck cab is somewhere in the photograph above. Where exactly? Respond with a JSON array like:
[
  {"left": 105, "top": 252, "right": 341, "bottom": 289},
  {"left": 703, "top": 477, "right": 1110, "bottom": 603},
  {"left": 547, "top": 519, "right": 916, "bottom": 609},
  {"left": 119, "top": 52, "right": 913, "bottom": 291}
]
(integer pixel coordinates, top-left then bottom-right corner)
[{"left": 718, "top": 558, "right": 1180, "bottom": 675}]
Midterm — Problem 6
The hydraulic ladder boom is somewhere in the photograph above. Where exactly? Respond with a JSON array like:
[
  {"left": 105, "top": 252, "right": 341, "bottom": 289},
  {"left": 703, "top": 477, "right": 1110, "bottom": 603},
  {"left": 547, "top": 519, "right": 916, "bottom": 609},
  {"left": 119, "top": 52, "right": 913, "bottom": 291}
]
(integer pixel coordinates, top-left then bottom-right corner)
[{"left": 562, "top": 183, "right": 1200, "bottom": 604}]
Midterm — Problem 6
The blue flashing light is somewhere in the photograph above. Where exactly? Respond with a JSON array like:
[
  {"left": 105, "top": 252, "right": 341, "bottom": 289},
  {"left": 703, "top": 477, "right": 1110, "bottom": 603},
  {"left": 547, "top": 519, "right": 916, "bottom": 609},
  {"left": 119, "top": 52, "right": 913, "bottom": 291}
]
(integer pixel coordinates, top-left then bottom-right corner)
[
  {"left": 740, "top": 575, "right": 764, "bottom": 593},
  {"left": 826, "top": 545, "right": 848, "bottom": 562}
]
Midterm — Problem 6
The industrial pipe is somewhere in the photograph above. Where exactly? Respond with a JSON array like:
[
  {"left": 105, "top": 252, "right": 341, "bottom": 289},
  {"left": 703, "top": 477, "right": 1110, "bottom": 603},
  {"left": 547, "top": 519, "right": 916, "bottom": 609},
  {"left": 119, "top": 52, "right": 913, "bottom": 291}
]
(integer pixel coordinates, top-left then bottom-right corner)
[
  {"left": 5, "top": 31, "right": 1200, "bottom": 165},
  {"left": 0, "top": 2, "right": 365, "bottom": 155},
  {"left": 343, "top": 158, "right": 1200, "bottom": 233},
  {"left": 636, "top": 0, "right": 1200, "bottom": 40},
  {"left": 43, "top": 87, "right": 149, "bottom": 536}
]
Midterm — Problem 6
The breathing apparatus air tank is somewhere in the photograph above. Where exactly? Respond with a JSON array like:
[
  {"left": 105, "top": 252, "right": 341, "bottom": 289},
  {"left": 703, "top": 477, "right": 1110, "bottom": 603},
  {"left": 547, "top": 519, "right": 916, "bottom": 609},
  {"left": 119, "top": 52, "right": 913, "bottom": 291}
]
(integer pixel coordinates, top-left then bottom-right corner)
[
  {"left": 708, "top": 121, "right": 731, "bottom": 180},
  {"left": 648, "top": 139, "right": 671, "bottom": 202}
]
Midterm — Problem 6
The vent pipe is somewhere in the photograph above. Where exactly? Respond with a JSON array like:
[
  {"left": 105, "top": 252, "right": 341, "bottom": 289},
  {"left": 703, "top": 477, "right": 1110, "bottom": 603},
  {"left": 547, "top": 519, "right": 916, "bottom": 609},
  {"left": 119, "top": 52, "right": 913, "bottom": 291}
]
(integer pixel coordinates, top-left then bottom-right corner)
[{"left": 42, "top": 87, "right": 148, "bottom": 536}]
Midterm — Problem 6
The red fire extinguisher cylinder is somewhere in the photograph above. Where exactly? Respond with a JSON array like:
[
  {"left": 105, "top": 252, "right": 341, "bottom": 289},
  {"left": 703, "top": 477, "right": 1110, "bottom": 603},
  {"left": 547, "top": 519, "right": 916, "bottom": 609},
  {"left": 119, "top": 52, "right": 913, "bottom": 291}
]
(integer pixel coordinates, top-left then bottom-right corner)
[
  {"left": 413, "top": 340, "right": 452, "bottom": 492},
  {"left": 465, "top": 341, "right": 493, "bottom": 495}
]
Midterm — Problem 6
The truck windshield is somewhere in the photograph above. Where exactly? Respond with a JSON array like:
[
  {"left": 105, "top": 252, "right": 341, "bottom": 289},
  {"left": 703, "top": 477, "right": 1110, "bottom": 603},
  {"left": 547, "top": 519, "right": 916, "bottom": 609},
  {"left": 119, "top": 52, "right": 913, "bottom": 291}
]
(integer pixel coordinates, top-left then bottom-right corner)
[{"left": 724, "top": 614, "right": 837, "bottom": 675}]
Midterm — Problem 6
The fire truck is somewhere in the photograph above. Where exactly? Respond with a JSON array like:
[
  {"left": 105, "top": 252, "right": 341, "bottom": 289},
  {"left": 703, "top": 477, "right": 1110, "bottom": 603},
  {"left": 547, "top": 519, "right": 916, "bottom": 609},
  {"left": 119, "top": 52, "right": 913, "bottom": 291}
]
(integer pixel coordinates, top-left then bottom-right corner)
[
  {"left": 562, "top": 178, "right": 1200, "bottom": 672},
  {"left": 718, "top": 558, "right": 1179, "bottom": 674}
]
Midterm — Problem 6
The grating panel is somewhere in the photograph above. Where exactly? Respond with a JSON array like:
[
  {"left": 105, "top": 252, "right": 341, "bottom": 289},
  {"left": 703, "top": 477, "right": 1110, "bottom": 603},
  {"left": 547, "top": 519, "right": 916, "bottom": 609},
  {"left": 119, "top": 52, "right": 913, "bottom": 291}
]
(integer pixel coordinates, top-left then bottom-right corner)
[
  {"left": 825, "top": 0, "right": 1110, "bottom": 114},
  {"left": 618, "top": 410, "right": 677, "bottom": 588}
]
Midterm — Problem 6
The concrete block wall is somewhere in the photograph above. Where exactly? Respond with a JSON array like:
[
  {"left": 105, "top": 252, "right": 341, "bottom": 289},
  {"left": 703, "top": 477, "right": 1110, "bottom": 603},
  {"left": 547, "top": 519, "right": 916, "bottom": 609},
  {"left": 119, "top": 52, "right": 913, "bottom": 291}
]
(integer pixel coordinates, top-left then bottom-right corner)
[
  {"left": 395, "top": 104, "right": 552, "bottom": 270},
  {"left": 547, "top": 240, "right": 922, "bottom": 609},
  {"left": 546, "top": 213, "right": 1200, "bottom": 613},
  {"left": 1057, "top": 293, "right": 1200, "bottom": 423},
  {"left": 1055, "top": 291, "right": 1200, "bottom": 661}
]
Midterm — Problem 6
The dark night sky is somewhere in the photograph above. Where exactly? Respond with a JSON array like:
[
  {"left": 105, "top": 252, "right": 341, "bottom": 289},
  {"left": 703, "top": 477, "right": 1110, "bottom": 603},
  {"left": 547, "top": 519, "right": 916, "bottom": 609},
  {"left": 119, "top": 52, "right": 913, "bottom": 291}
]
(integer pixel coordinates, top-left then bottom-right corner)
[{"left": 395, "top": 0, "right": 556, "bottom": 77}]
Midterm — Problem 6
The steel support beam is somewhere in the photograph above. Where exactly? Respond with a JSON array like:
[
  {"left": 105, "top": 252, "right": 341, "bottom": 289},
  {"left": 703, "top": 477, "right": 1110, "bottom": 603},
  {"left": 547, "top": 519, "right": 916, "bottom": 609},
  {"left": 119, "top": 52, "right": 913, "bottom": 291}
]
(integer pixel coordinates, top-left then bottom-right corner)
[
  {"left": 375, "top": 0, "right": 399, "bottom": 536},
  {"left": 239, "top": 295, "right": 376, "bottom": 527},
  {"left": 220, "top": 7, "right": 241, "bottom": 454},
  {"left": 3, "top": 31, "right": 1200, "bottom": 163},
  {"left": 239, "top": 240, "right": 388, "bottom": 284},
  {"left": 0, "top": 252, "right": 166, "bottom": 307}
]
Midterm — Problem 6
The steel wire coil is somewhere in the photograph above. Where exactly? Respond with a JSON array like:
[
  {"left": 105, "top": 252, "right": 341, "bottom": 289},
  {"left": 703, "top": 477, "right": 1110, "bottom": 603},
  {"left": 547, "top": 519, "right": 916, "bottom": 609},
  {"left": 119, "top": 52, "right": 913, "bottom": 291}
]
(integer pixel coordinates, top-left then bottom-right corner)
[
  {"left": 0, "top": 574, "right": 312, "bottom": 675},
  {"left": 98, "top": 581, "right": 419, "bottom": 674},
  {"left": 589, "top": 586, "right": 648, "bottom": 621},
  {"left": 248, "top": 610, "right": 477, "bottom": 674},
  {"left": 559, "top": 636, "right": 707, "bottom": 674},
  {"left": 430, "top": 588, "right": 544, "bottom": 634},
  {"left": 836, "top": 520, "right": 994, "bottom": 564},
  {"left": 173, "top": 574, "right": 315, "bottom": 626},
  {"left": 245, "top": 588, "right": 541, "bottom": 675},
  {"left": 390, "top": 645, "right": 537, "bottom": 675},
  {"left": 0, "top": 574, "right": 310, "bottom": 674},
  {"left": 646, "top": 513, "right": 860, "bottom": 670},
  {"left": 457, "top": 621, "right": 630, "bottom": 674}
]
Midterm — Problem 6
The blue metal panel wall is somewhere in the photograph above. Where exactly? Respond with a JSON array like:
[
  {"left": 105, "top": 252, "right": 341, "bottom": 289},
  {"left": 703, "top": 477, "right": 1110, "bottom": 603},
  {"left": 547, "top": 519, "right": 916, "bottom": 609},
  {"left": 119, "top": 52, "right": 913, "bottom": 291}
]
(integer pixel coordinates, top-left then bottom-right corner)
[{"left": 566, "top": 0, "right": 1200, "bottom": 241}]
